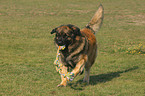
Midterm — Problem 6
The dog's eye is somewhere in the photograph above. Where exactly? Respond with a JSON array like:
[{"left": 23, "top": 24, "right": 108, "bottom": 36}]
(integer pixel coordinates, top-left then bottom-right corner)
[
  {"left": 56, "top": 33, "right": 59, "bottom": 37},
  {"left": 71, "top": 34, "right": 74, "bottom": 38}
]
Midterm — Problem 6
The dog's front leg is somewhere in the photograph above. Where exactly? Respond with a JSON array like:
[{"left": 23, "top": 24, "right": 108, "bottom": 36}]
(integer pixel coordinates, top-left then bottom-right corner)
[
  {"left": 69, "top": 55, "right": 88, "bottom": 81},
  {"left": 57, "top": 65, "right": 68, "bottom": 87}
]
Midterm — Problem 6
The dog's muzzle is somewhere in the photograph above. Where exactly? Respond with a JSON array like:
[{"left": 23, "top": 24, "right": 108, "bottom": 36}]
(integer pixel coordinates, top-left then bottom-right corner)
[{"left": 55, "top": 37, "right": 65, "bottom": 46}]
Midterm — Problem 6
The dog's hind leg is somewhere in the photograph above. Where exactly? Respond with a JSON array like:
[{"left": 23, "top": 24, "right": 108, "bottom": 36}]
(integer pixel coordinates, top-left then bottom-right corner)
[{"left": 83, "top": 68, "right": 90, "bottom": 84}]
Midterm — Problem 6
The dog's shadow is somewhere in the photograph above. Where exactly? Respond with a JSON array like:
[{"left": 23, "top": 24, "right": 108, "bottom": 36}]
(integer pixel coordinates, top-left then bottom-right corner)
[{"left": 68, "top": 66, "right": 139, "bottom": 90}]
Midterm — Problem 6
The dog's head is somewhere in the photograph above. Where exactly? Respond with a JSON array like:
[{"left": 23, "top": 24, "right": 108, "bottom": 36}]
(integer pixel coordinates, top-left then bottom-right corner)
[{"left": 51, "top": 24, "right": 81, "bottom": 46}]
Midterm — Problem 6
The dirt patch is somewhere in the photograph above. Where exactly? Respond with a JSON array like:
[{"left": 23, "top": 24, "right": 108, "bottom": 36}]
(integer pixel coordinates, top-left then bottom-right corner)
[
  {"left": 126, "top": 14, "right": 145, "bottom": 25},
  {"left": 105, "top": 9, "right": 145, "bottom": 26},
  {"left": 65, "top": 9, "right": 90, "bottom": 14}
]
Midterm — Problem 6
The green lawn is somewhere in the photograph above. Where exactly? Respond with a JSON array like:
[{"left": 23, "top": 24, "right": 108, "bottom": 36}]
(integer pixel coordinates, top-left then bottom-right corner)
[{"left": 0, "top": 0, "right": 145, "bottom": 96}]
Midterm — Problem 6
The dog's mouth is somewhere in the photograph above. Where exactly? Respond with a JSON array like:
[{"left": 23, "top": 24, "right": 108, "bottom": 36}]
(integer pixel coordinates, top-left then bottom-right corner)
[{"left": 58, "top": 45, "right": 66, "bottom": 50}]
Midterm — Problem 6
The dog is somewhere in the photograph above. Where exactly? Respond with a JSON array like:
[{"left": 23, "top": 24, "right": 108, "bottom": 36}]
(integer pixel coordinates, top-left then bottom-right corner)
[{"left": 51, "top": 4, "right": 104, "bottom": 87}]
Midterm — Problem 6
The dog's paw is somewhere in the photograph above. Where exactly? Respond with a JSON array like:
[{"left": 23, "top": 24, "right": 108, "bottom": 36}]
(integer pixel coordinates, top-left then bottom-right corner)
[
  {"left": 66, "top": 72, "right": 74, "bottom": 81},
  {"left": 82, "top": 81, "right": 89, "bottom": 85}
]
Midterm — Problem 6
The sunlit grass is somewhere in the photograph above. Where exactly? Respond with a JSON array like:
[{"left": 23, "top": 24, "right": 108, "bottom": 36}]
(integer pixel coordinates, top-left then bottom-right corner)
[{"left": 0, "top": 0, "right": 145, "bottom": 96}]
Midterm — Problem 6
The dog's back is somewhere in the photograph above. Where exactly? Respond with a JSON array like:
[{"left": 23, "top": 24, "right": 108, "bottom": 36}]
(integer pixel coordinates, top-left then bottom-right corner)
[{"left": 81, "top": 4, "right": 104, "bottom": 67}]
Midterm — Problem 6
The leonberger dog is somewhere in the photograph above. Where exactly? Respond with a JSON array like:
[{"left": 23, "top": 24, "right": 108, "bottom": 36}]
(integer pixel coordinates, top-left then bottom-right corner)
[{"left": 51, "top": 4, "right": 104, "bottom": 87}]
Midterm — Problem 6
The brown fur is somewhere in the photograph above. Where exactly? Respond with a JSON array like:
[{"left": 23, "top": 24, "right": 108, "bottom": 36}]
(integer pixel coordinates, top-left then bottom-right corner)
[{"left": 51, "top": 4, "right": 104, "bottom": 87}]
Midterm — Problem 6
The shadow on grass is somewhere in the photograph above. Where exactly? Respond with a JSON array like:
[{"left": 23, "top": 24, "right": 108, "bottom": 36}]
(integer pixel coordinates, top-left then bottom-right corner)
[{"left": 69, "top": 66, "right": 139, "bottom": 90}]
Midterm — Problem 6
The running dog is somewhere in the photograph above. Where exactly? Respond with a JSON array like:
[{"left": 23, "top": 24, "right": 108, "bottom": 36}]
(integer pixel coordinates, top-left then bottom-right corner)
[{"left": 51, "top": 4, "right": 104, "bottom": 87}]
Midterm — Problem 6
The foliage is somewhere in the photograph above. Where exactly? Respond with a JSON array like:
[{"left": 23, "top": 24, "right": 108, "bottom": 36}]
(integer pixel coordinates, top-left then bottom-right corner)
[{"left": 126, "top": 43, "right": 145, "bottom": 55}]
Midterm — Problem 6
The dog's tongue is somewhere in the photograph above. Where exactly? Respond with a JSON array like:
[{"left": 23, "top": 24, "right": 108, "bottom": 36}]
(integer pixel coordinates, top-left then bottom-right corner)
[{"left": 58, "top": 45, "right": 66, "bottom": 50}]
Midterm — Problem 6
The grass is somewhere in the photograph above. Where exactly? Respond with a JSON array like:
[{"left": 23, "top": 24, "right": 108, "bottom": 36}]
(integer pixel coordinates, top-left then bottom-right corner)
[{"left": 0, "top": 0, "right": 145, "bottom": 96}]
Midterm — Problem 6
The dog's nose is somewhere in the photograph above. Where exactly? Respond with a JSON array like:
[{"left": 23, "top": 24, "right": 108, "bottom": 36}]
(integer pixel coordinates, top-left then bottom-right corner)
[
  {"left": 58, "top": 37, "right": 62, "bottom": 41},
  {"left": 57, "top": 38, "right": 63, "bottom": 44},
  {"left": 58, "top": 40, "right": 62, "bottom": 43}
]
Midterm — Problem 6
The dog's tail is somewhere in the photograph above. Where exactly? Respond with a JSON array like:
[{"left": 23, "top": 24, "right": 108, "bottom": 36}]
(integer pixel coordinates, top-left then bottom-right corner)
[{"left": 86, "top": 4, "right": 104, "bottom": 34}]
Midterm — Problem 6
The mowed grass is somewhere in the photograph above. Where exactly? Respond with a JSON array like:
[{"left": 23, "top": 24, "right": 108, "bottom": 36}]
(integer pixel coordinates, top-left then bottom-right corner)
[{"left": 0, "top": 0, "right": 145, "bottom": 96}]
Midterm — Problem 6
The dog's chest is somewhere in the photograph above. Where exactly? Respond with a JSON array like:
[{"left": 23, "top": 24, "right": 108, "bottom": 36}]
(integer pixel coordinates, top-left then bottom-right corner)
[
  {"left": 60, "top": 36, "right": 87, "bottom": 68},
  {"left": 60, "top": 51, "right": 80, "bottom": 68}
]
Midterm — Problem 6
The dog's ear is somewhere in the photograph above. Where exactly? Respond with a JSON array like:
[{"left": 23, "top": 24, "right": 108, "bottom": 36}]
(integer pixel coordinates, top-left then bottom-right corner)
[
  {"left": 72, "top": 26, "right": 81, "bottom": 36},
  {"left": 67, "top": 24, "right": 81, "bottom": 36},
  {"left": 51, "top": 28, "right": 57, "bottom": 34}
]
